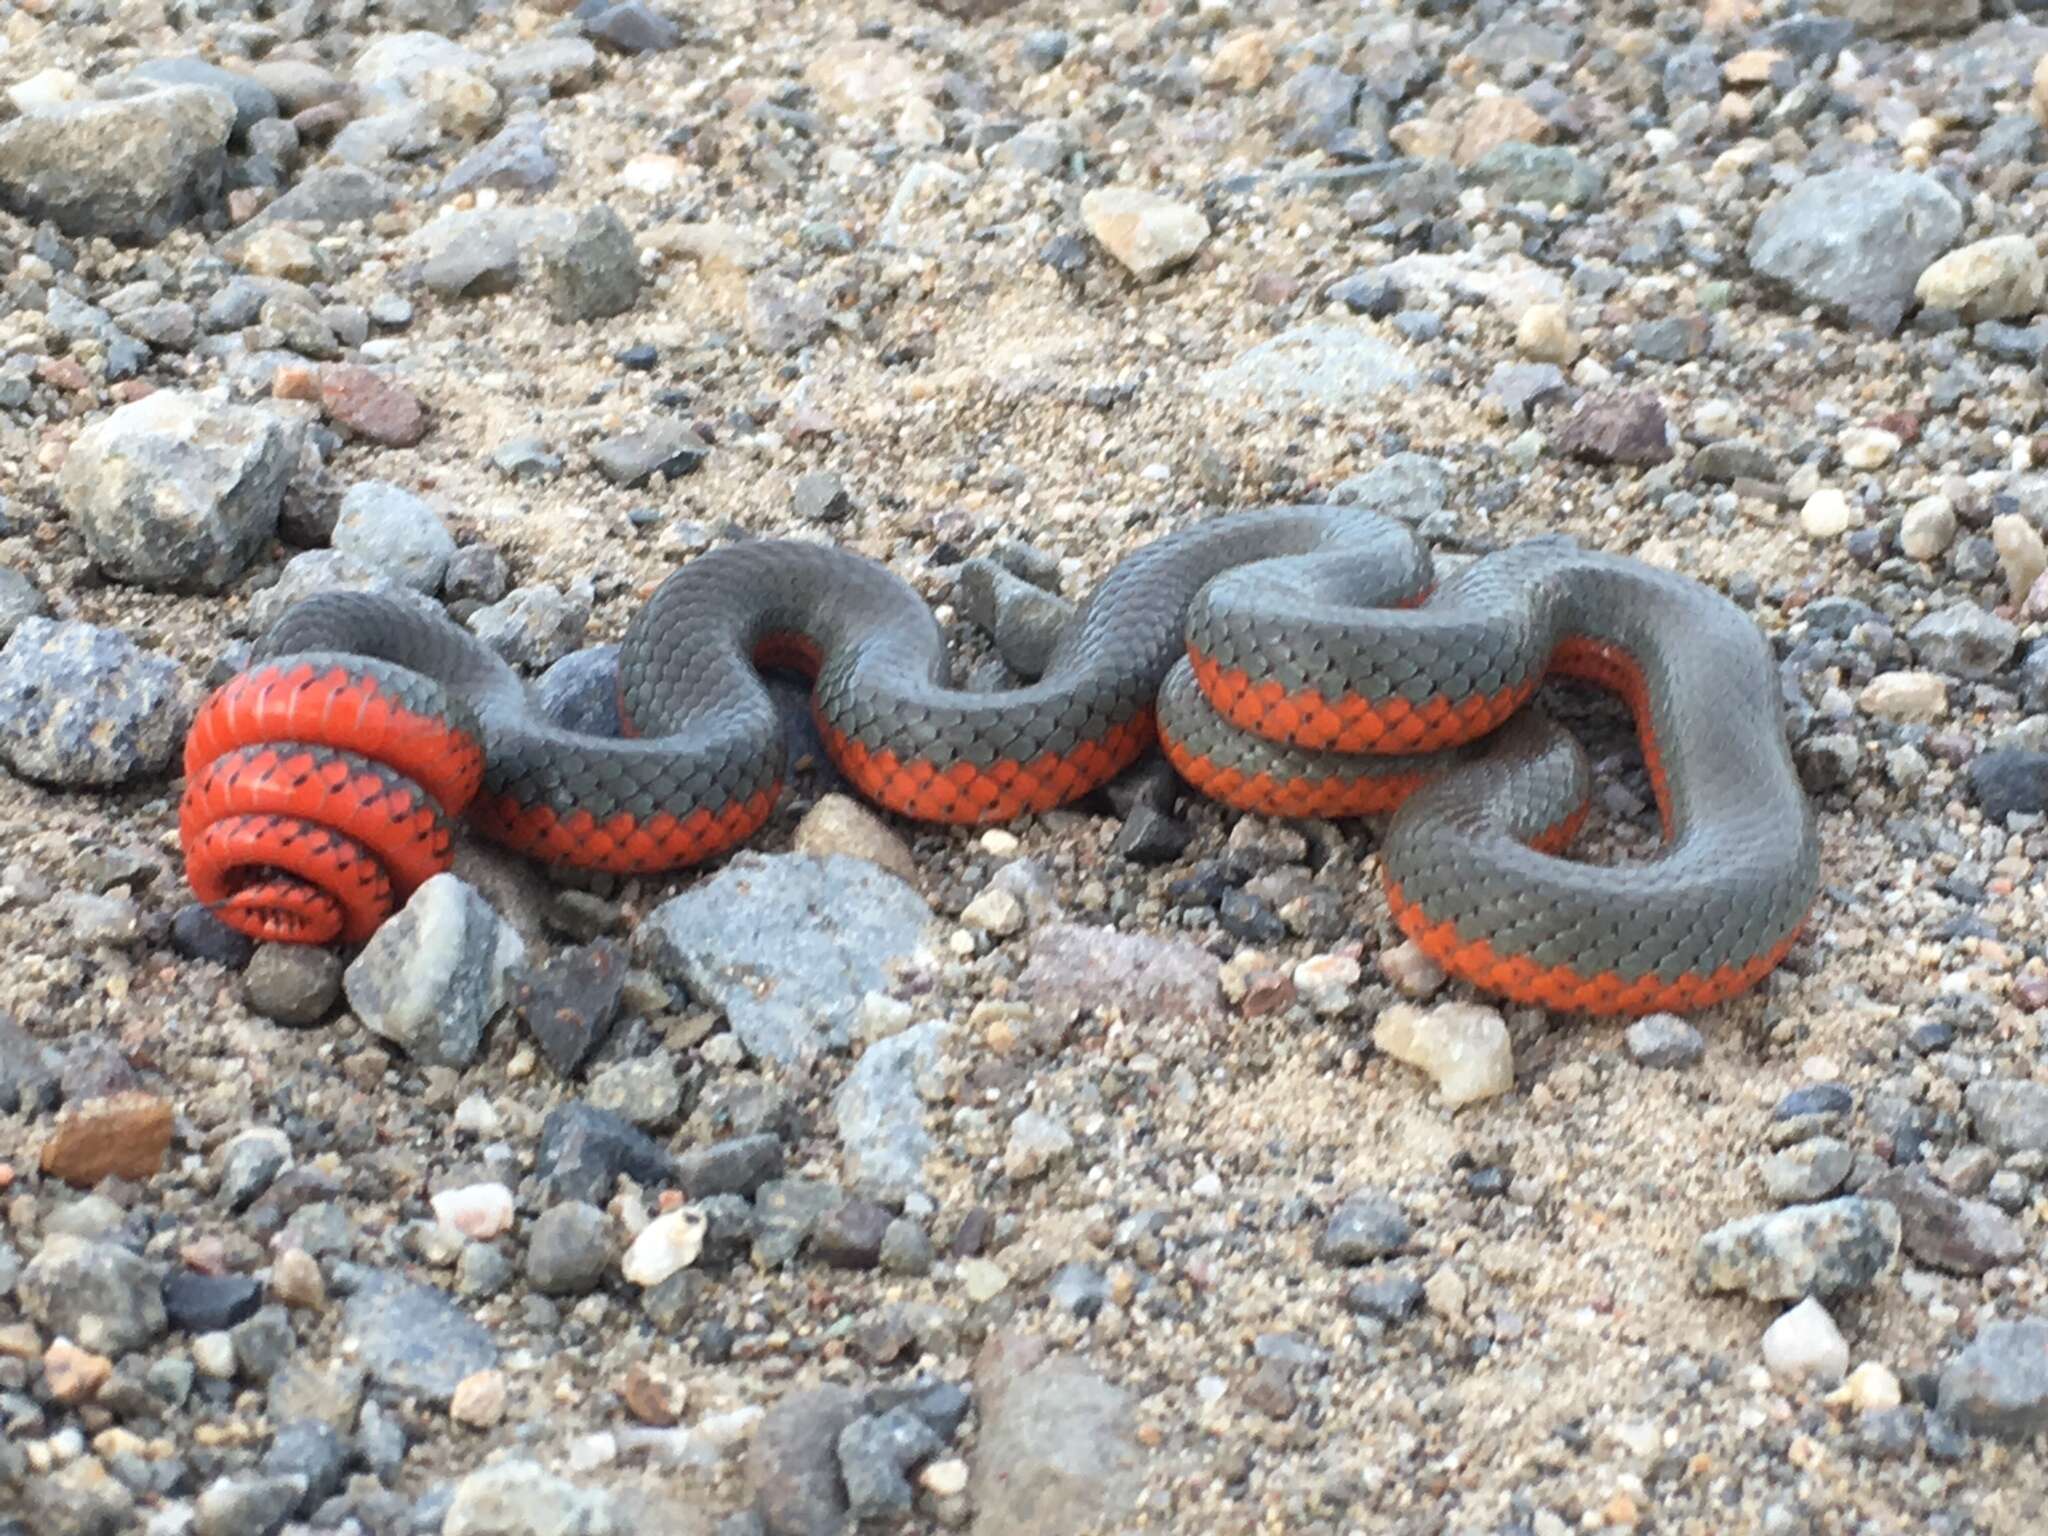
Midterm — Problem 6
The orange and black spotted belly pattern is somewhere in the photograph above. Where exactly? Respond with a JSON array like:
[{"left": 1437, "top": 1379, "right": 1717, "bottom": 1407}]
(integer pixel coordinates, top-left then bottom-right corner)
[{"left": 177, "top": 507, "right": 1819, "bottom": 1017}]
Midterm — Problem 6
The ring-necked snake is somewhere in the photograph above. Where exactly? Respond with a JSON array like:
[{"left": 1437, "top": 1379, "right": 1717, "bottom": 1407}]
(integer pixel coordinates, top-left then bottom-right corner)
[{"left": 180, "top": 505, "right": 1820, "bottom": 1016}]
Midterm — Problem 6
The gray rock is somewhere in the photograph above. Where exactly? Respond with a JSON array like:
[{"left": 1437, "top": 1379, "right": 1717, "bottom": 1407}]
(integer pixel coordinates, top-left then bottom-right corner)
[
  {"left": 639, "top": 852, "right": 934, "bottom": 1064},
  {"left": 1331, "top": 452, "right": 1451, "bottom": 521},
  {"left": 833, "top": 1021, "right": 946, "bottom": 1197},
  {"left": 587, "top": 1, "right": 683, "bottom": 55},
  {"left": 792, "top": 470, "right": 851, "bottom": 524},
  {"left": 241, "top": 945, "right": 343, "bottom": 1026},
  {"left": 1315, "top": 1190, "right": 1413, "bottom": 1265},
  {"left": 246, "top": 549, "right": 438, "bottom": 635},
  {"left": 0, "top": 568, "right": 48, "bottom": 645},
  {"left": 440, "top": 112, "right": 558, "bottom": 199},
  {"left": 1468, "top": 143, "right": 1605, "bottom": 208},
  {"left": 351, "top": 31, "right": 487, "bottom": 103},
  {"left": 588, "top": 1054, "right": 681, "bottom": 1129},
  {"left": 1624, "top": 1014, "right": 1706, "bottom": 1069},
  {"left": 1017, "top": 924, "right": 1222, "bottom": 1025},
  {"left": 1760, "top": 1138, "right": 1854, "bottom": 1204},
  {"left": 332, "top": 481, "right": 454, "bottom": 593},
  {"left": 59, "top": 390, "right": 298, "bottom": 592},
  {"left": 219, "top": 1128, "right": 291, "bottom": 1212},
  {"left": 971, "top": 1349, "right": 1138, "bottom": 1536},
  {"left": 0, "top": 1010, "right": 59, "bottom": 1116},
  {"left": 748, "top": 1386, "right": 862, "bottom": 1536},
  {"left": 468, "top": 582, "right": 592, "bottom": 671},
  {"left": 0, "top": 86, "right": 235, "bottom": 239},
  {"left": 443, "top": 1459, "right": 618, "bottom": 1536},
  {"left": 838, "top": 1408, "right": 940, "bottom": 1521},
  {"left": 1693, "top": 1197, "right": 1901, "bottom": 1300},
  {"left": 243, "top": 166, "right": 394, "bottom": 230},
  {"left": 954, "top": 559, "right": 1072, "bottom": 678},
  {"left": 260, "top": 1419, "right": 348, "bottom": 1512},
  {"left": 119, "top": 57, "right": 278, "bottom": 141},
  {"left": 542, "top": 204, "right": 641, "bottom": 321},
  {"left": 342, "top": 874, "right": 525, "bottom": 1067},
  {"left": 1199, "top": 322, "right": 1418, "bottom": 413},
  {"left": 492, "top": 435, "right": 565, "bottom": 481},
  {"left": 385, "top": 0, "right": 480, "bottom": 33},
  {"left": 537, "top": 1102, "right": 678, "bottom": 1205},
  {"left": 1908, "top": 602, "right": 2020, "bottom": 681},
  {"left": 193, "top": 1475, "right": 303, "bottom": 1536},
  {"left": 535, "top": 646, "right": 624, "bottom": 738},
  {"left": 1747, "top": 170, "right": 1964, "bottom": 333},
  {"left": 1865, "top": 1167, "right": 2025, "bottom": 1276},
  {"left": 340, "top": 1271, "right": 496, "bottom": 1404},
  {"left": 18, "top": 1236, "right": 167, "bottom": 1354},
  {"left": 1965, "top": 1079, "right": 2048, "bottom": 1154},
  {"left": 1969, "top": 750, "right": 2048, "bottom": 821},
  {"left": 526, "top": 1202, "right": 614, "bottom": 1295},
  {"left": 0, "top": 619, "right": 196, "bottom": 787},
  {"left": 745, "top": 276, "right": 830, "bottom": 353},
  {"left": 491, "top": 39, "right": 602, "bottom": 97},
  {"left": 590, "top": 418, "right": 709, "bottom": 486},
  {"left": 1937, "top": 1316, "right": 2048, "bottom": 1439},
  {"left": 675, "top": 1133, "right": 786, "bottom": 1200},
  {"left": 1813, "top": 0, "right": 1980, "bottom": 39}
]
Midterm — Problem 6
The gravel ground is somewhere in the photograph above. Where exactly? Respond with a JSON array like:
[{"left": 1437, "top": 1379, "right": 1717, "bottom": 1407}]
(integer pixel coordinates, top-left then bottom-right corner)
[{"left": 4, "top": 1, "right": 2048, "bottom": 1534}]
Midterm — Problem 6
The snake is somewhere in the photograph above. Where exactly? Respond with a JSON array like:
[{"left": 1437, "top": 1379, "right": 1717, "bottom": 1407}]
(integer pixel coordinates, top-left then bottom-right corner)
[{"left": 179, "top": 505, "right": 1820, "bottom": 1016}]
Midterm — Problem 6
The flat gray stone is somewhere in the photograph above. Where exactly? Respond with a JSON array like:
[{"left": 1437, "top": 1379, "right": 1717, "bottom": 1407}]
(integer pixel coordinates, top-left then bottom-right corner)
[
  {"left": 1199, "top": 322, "right": 1419, "bottom": 413},
  {"left": 638, "top": 853, "right": 934, "bottom": 1064},
  {"left": 833, "top": 1021, "right": 947, "bottom": 1198}
]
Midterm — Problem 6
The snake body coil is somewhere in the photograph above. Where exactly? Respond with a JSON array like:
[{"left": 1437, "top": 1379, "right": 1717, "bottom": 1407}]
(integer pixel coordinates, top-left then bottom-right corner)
[{"left": 180, "top": 506, "right": 1819, "bottom": 1015}]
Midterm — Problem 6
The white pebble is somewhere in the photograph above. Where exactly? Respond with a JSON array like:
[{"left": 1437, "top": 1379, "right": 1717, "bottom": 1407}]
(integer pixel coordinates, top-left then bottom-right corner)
[
  {"left": 1798, "top": 488, "right": 1858, "bottom": 540},
  {"left": 1373, "top": 1002, "right": 1513, "bottom": 1106},
  {"left": 1839, "top": 427, "right": 1900, "bottom": 471},
  {"left": 431, "top": 1182, "right": 516, "bottom": 1241},
  {"left": 620, "top": 1208, "right": 707, "bottom": 1288},
  {"left": 1761, "top": 1297, "right": 1849, "bottom": 1389}
]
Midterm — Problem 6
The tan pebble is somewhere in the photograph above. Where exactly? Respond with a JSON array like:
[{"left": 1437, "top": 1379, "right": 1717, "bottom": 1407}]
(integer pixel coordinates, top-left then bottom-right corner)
[
  {"left": 962, "top": 886, "right": 1025, "bottom": 938},
  {"left": 0, "top": 1323, "right": 42, "bottom": 1359},
  {"left": 1515, "top": 302, "right": 1578, "bottom": 365},
  {"left": 1827, "top": 1360, "right": 1903, "bottom": 1413},
  {"left": 1389, "top": 118, "right": 1458, "bottom": 159},
  {"left": 1991, "top": 512, "right": 2048, "bottom": 608},
  {"left": 450, "top": 1368, "right": 507, "bottom": 1427},
  {"left": 1859, "top": 671, "right": 1947, "bottom": 724},
  {"left": 239, "top": 226, "right": 321, "bottom": 282},
  {"left": 1455, "top": 95, "right": 1546, "bottom": 166},
  {"left": 1206, "top": 29, "right": 1274, "bottom": 91},
  {"left": 271, "top": 1247, "right": 327, "bottom": 1311},
  {"left": 38, "top": 1091, "right": 173, "bottom": 1187},
  {"left": 43, "top": 1339, "right": 112, "bottom": 1404},
  {"left": 2035, "top": 54, "right": 2048, "bottom": 129},
  {"left": 1723, "top": 49, "right": 1785, "bottom": 85},
  {"left": 1079, "top": 187, "right": 1210, "bottom": 282},
  {"left": 1381, "top": 939, "right": 1447, "bottom": 999},
  {"left": 1915, "top": 235, "right": 2044, "bottom": 323},
  {"left": 793, "top": 794, "right": 918, "bottom": 884},
  {"left": 1839, "top": 427, "right": 1900, "bottom": 471}
]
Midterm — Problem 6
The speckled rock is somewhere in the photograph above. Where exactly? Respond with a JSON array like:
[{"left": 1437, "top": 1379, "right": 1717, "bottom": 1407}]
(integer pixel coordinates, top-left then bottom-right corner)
[
  {"left": 1694, "top": 1198, "right": 1902, "bottom": 1301},
  {"left": 342, "top": 874, "right": 526, "bottom": 1068},
  {"left": 331, "top": 481, "right": 455, "bottom": 594},
  {"left": 58, "top": 390, "right": 299, "bottom": 592},
  {"left": 0, "top": 619, "right": 197, "bottom": 786},
  {"left": 19, "top": 1236, "right": 167, "bottom": 1354},
  {"left": 1747, "top": 170, "right": 1964, "bottom": 333},
  {"left": 0, "top": 86, "right": 235, "bottom": 239}
]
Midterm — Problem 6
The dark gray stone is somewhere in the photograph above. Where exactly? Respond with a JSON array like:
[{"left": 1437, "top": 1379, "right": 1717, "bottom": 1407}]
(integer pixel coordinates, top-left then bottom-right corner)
[
  {"left": 340, "top": 1272, "right": 496, "bottom": 1404},
  {"left": 1315, "top": 1191, "right": 1413, "bottom": 1265},
  {"left": 1937, "top": 1316, "right": 2048, "bottom": 1439},
  {"left": 748, "top": 1386, "right": 862, "bottom": 1536}
]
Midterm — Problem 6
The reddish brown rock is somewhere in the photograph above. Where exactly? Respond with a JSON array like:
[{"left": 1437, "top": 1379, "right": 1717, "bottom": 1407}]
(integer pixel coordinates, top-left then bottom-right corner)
[
  {"left": 1557, "top": 391, "right": 1673, "bottom": 467},
  {"left": 39, "top": 1091, "right": 174, "bottom": 1186},
  {"left": 319, "top": 365, "right": 427, "bottom": 446}
]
